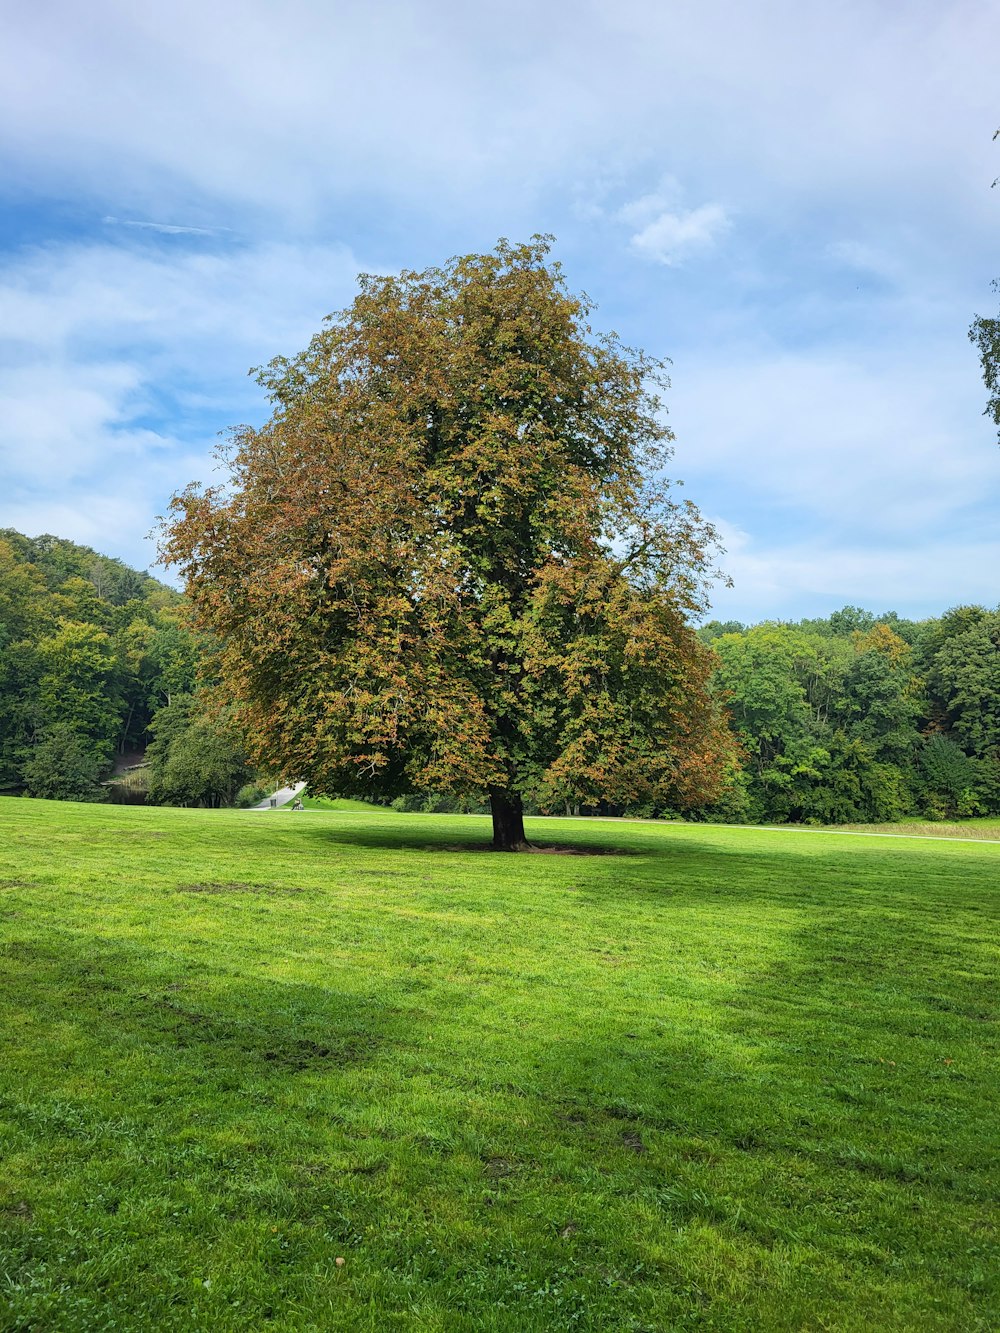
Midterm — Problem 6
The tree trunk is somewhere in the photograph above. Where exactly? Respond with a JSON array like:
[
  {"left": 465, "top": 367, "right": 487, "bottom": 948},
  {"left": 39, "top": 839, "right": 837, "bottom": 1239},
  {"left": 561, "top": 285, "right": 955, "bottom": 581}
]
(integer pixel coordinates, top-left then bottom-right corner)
[
  {"left": 489, "top": 788, "right": 529, "bottom": 851},
  {"left": 118, "top": 702, "right": 135, "bottom": 754}
]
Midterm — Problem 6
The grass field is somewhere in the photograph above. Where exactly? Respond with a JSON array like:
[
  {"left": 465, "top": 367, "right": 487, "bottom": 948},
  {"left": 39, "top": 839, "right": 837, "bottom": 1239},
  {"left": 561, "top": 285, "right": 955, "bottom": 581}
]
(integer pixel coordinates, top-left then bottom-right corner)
[
  {"left": 832, "top": 817, "right": 1000, "bottom": 841},
  {"left": 292, "top": 795, "right": 389, "bottom": 813},
  {"left": 0, "top": 799, "right": 997, "bottom": 1331}
]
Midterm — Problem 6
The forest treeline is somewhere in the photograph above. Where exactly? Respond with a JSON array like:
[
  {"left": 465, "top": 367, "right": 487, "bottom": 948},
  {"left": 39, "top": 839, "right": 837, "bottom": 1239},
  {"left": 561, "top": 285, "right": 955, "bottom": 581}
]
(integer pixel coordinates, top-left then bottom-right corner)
[
  {"left": 698, "top": 606, "right": 1000, "bottom": 824},
  {"left": 0, "top": 531, "right": 256, "bottom": 806},
  {"left": 1, "top": 530, "right": 997, "bottom": 822}
]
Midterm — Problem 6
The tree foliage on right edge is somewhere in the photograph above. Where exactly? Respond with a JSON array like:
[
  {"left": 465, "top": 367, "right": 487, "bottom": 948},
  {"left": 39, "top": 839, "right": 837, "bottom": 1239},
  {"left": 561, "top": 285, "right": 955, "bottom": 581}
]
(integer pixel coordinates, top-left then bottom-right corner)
[
  {"left": 969, "top": 280, "right": 1000, "bottom": 439},
  {"left": 969, "top": 130, "right": 1000, "bottom": 439},
  {"left": 162, "top": 238, "right": 737, "bottom": 847}
]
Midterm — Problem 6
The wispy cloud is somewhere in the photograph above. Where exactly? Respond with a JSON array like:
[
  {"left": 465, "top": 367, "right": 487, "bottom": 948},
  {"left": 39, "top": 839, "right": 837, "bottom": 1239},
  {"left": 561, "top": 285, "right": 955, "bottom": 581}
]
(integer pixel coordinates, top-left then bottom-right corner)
[
  {"left": 671, "top": 345, "right": 996, "bottom": 539},
  {"left": 825, "top": 239, "right": 900, "bottom": 282},
  {"left": 2, "top": 1, "right": 993, "bottom": 229},
  {"left": 102, "top": 216, "right": 229, "bottom": 237}
]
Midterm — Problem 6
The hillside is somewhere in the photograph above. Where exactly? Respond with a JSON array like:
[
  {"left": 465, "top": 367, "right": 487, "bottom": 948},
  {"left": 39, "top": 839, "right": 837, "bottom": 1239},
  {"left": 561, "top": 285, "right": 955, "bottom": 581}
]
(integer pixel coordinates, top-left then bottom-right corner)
[{"left": 0, "top": 530, "right": 254, "bottom": 805}]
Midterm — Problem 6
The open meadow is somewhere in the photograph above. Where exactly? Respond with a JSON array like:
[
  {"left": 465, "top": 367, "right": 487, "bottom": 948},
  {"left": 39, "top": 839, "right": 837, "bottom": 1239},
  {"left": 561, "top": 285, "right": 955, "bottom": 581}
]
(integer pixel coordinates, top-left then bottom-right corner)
[{"left": 0, "top": 798, "right": 997, "bottom": 1331}]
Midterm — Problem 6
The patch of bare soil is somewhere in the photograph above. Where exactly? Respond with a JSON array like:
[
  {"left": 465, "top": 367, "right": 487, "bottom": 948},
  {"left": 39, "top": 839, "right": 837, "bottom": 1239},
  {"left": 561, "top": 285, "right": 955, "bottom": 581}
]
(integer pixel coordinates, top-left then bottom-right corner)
[
  {"left": 349, "top": 870, "right": 414, "bottom": 878},
  {"left": 620, "top": 1130, "right": 647, "bottom": 1154},
  {"left": 434, "top": 843, "right": 637, "bottom": 857},
  {"left": 483, "top": 1155, "right": 518, "bottom": 1179},
  {"left": 175, "top": 881, "right": 306, "bottom": 895}
]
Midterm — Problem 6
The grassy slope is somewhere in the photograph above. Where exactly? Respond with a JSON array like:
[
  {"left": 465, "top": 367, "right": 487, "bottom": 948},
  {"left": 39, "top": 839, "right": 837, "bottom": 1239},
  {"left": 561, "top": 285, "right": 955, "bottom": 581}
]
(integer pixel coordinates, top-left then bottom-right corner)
[
  {"left": 0, "top": 800, "right": 996, "bottom": 1332},
  {"left": 294, "top": 794, "right": 388, "bottom": 813}
]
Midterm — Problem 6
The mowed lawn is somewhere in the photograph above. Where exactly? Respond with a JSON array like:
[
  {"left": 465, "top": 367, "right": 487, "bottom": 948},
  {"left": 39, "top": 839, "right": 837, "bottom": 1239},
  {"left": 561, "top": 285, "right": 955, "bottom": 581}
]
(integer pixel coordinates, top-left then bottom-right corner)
[{"left": 0, "top": 801, "right": 996, "bottom": 1332}]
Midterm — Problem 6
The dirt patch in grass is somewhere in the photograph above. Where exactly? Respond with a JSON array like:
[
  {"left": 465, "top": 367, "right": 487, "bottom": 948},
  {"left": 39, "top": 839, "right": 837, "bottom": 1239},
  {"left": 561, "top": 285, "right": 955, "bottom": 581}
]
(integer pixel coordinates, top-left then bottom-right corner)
[
  {"left": 483, "top": 1155, "right": 518, "bottom": 1179},
  {"left": 349, "top": 870, "right": 414, "bottom": 879},
  {"left": 620, "top": 1129, "right": 647, "bottom": 1154},
  {"left": 603, "top": 1103, "right": 645, "bottom": 1122},
  {"left": 0, "top": 878, "right": 36, "bottom": 890},
  {"left": 149, "top": 997, "right": 373, "bottom": 1070},
  {"left": 262, "top": 1038, "right": 357, "bottom": 1071},
  {"left": 434, "top": 843, "right": 638, "bottom": 857},
  {"left": 175, "top": 880, "right": 306, "bottom": 896}
]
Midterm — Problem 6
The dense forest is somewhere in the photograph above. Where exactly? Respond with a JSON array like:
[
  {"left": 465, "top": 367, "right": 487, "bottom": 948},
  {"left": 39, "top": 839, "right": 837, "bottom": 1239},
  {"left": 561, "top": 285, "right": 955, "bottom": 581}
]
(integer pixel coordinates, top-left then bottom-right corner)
[
  {"left": 0, "top": 531, "right": 256, "bottom": 806},
  {"left": 1, "top": 529, "right": 997, "bottom": 822},
  {"left": 699, "top": 606, "right": 1000, "bottom": 823}
]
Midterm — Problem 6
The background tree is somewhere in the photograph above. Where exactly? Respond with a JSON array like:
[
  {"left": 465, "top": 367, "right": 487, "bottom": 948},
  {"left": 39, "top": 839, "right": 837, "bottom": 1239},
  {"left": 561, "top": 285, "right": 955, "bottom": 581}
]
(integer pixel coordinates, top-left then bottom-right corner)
[
  {"left": 0, "top": 530, "right": 208, "bottom": 801},
  {"left": 709, "top": 612, "right": 924, "bottom": 824},
  {"left": 146, "top": 696, "right": 253, "bottom": 808},
  {"left": 21, "top": 723, "right": 108, "bottom": 802},
  {"left": 34, "top": 618, "right": 121, "bottom": 748},
  {"left": 933, "top": 611, "right": 1000, "bottom": 759},
  {"left": 161, "top": 238, "right": 736, "bottom": 848}
]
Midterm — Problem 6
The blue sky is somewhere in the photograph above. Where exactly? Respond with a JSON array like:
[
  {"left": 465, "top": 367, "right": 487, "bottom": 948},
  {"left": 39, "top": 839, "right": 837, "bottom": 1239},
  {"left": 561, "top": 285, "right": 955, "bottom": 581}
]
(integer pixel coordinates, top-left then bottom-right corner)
[{"left": 1, "top": 0, "right": 997, "bottom": 623}]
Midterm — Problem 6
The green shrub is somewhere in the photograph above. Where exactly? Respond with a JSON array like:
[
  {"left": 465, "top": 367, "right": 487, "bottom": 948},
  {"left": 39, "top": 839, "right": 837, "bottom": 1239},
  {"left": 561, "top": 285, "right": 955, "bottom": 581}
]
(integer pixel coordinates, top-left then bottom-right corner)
[
  {"left": 21, "top": 724, "right": 110, "bottom": 802},
  {"left": 235, "top": 782, "right": 268, "bottom": 808}
]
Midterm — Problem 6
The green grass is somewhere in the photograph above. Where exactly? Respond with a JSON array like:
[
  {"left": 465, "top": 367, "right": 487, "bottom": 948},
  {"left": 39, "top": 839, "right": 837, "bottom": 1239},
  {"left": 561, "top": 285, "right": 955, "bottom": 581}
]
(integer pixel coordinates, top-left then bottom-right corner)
[
  {"left": 292, "top": 793, "right": 387, "bottom": 813},
  {"left": 0, "top": 799, "right": 997, "bottom": 1331},
  {"left": 831, "top": 817, "right": 1000, "bottom": 841}
]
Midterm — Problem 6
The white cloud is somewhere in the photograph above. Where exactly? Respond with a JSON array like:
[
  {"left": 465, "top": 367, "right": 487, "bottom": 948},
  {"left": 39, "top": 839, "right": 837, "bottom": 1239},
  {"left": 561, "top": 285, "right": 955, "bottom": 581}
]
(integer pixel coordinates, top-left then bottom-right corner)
[
  {"left": 628, "top": 202, "right": 730, "bottom": 265},
  {"left": 705, "top": 518, "right": 1000, "bottom": 623},
  {"left": 0, "top": 361, "right": 160, "bottom": 484},
  {"left": 0, "top": 0, "right": 996, "bottom": 234},
  {"left": 0, "top": 238, "right": 363, "bottom": 360},
  {"left": 612, "top": 179, "right": 730, "bottom": 264},
  {"left": 0, "top": 236, "right": 369, "bottom": 570},
  {"left": 670, "top": 344, "right": 997, "bottom": 541}
]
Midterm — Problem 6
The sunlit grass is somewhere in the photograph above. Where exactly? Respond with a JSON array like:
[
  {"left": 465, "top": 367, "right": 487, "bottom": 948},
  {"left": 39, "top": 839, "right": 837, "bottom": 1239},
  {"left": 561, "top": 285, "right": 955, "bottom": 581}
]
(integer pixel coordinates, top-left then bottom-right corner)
[
  {"left": 1, "top": 798, "right": 997, "bottom": 1330},
  {"left": 294, "top": 792, "right": 388, "bottom": 813},
  {"left": 826, "top": 817, "right": 1000, "bottom": 840}
]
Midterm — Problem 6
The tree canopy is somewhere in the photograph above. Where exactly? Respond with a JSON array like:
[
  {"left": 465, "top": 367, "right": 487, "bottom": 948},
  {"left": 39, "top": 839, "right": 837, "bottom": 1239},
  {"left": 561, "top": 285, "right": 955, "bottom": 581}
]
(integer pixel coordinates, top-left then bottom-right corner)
[
  {"left": 161, "top": 238, "right": 736, "bottom": 848},
  {"left": 698, "top": 605, "right": 1000, "bottom": 824},
  {"left": 0, "top": 530, "right": 202, "bottom": 799}
]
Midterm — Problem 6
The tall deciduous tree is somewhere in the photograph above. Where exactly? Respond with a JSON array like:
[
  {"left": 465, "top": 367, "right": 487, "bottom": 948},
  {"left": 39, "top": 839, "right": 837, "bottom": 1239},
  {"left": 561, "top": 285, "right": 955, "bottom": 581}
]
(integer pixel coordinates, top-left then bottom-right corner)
[{"left": 161, "top": 239, "right": 736, "bottom": 848}]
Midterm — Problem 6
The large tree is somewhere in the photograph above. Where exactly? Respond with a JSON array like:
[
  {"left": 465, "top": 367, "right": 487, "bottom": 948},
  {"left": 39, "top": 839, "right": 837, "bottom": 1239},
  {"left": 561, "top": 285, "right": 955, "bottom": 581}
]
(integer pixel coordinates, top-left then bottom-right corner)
[{"left": 161, "top": 238, "right": 736, "bottom": 848}]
